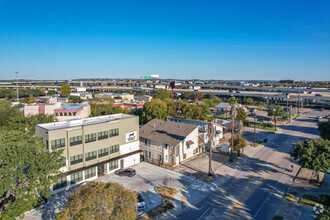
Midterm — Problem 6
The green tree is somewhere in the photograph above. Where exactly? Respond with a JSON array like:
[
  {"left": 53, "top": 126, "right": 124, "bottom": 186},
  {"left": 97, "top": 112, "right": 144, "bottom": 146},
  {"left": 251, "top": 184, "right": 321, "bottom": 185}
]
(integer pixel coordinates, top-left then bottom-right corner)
[
  {"left": 60, "top": 84, "right": 71, "bottom": 97},
  {"left": 267, "top": 104, "right": 285, "bottom": 131},
  {"left": 88, "top": 97, "right": 115, "bottom": 116},
  {"left": 0, "top": 130, "right": 64, "bottom": 219},
  {"left": 153, "top": 88, "right": 172, "bottom": 100},
  {"left": 7, "top": 113, "right": 56, "bottom": 135},
  {"left": 23, "top": 94, "right": 36, "bottom": 104},
  {"left": 140, "top": 98, "right": 168, "bottom": 124},
  {"left": 290, "top": 138, "right": 330, "bottom": 182},
  {"left": 202, "top": 99, "right": 215, "bottom": 108},
  {"left": 233, "top": 135, "right": 247, "bottom": 157},
  {"left": 318, "top": 119, "right": 330, "bottom": 140},
  {"left": 68, "top": 95, "right": 83, "bottom": 103},
  {"left": 182, "top": 91, "right": 193, "bottom": 100},
  {"left": 47, "top": 90, "right": 57, "bottom": 96},
  {"left": 194, "top": 92, "right": 204, "bottom": 101},
  {"left": 0, "top": 89, "right": 14, "bottom": 99},
  {"left": 236, "top": 107, "right": 249, "bottom": 126},
  {"left": 57, "top": 182, "right": 137, "bottom": 220},
  {"left": 229, "top": 97, "right": 239, "bottom": 106},
  {"left": 246, "top": 97, "right": 254, "bottom": 105}
]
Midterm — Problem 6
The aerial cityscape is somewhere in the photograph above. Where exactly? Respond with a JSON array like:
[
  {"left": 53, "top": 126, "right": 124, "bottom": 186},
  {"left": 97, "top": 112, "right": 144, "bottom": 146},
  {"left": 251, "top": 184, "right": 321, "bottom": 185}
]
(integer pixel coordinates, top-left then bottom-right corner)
[{"left": 0, "top": 1, "right": 329, "bottom": 220}]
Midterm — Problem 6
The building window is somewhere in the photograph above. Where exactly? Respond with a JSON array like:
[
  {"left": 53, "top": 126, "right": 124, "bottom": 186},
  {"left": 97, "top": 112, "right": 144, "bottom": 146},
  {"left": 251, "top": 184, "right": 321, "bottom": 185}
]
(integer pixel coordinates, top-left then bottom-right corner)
[
  {"left": 85, "top": 167, "right": 96, "bottom": 179},
  {"left": 148, "top": 151, "right": 151, "bottom": 159},
  {"left": 98, "top": 131, "right": 108, "bottom": 140},
  {"left": 165, "top": 155, "right": 168, "bottom": 162},
  {"left": 109, "top": 160, "right": 118, "bottom": 171},
  {"left": 85, "top": 151, "right": 97, "bottom": 161},
  {"left": 70, "top": 154, "right": 83, "bottom": 165},
  {"left": 53, "top": 176, "right": 67, "bottom": 190},
  {"left": 144, "top": 150, "right": 148, "bottom": 158},
  {"left": 109, "top": 128, "right": 119, "bottom": 137},
  {"left": 158, "top": 143, "right": 162, "bottom": 150},
  {"left": 70, "top": 135, "right": 82, "bottom": 146},
  {"left": 85, "top": 133, "right": 96, "bottom": 143},
  {"left": 109, "top": 144, "right": 119, "bottom": 154},
  {"left": 51, "top": 138, "right": 65, "bottom": 149},
  {"left": 70, "top": 172, "right": 83, "bottom": 184},
  {"left": 144, "top": 139, "right": 150, "bottom": 147},
  {"left": 98, "top": 148, "right": 109, "bottom": 158}
]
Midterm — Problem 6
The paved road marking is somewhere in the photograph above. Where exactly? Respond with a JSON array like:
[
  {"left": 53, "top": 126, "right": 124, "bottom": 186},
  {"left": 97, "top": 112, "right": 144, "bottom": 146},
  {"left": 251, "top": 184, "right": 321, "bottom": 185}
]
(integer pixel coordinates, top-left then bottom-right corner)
[
  {"left": 225, "top": 153, "right": 286, "bottom": 220},
  {"left": 224, "top": 151, "right": 275, "bottom": 220},
  {"left": 253, "top": 159, "right": 289, "bottom": 219},
  {"left": 197, "top": 205, "right": 213, "bottom": 220}
]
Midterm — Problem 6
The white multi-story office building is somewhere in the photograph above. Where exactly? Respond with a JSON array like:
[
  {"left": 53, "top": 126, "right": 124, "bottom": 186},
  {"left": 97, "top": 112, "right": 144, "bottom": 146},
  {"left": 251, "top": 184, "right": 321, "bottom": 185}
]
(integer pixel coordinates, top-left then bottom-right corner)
[{"left": 35, "top": 114, "right": 140, "bottom": 193}]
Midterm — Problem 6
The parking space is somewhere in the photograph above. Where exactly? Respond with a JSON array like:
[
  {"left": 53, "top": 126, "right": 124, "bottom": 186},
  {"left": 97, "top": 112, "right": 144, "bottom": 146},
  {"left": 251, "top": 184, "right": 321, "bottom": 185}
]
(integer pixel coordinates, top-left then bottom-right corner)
[{"left": 96, "top": 162, "right": 203, "bottom": 214}]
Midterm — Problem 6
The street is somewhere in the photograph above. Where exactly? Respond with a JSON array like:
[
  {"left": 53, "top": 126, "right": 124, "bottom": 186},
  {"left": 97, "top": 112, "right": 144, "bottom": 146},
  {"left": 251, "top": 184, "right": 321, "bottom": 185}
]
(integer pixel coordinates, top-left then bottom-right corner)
[{"left": 178, "top": 109, "right": 323, "bottom": 220}]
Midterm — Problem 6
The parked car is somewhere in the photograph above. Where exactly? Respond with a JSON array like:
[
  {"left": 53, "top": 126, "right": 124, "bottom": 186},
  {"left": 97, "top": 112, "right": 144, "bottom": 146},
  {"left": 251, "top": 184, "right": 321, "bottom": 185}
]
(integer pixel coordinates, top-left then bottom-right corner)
[
  {"left": 136, "top": 194, "right": 146, "bottom": 211},
  {"left": 114, "top": 168, "right": 136, "bottom": 177},
  {"left": 315, "top": 94, "right": 323, "bottom": 97}
]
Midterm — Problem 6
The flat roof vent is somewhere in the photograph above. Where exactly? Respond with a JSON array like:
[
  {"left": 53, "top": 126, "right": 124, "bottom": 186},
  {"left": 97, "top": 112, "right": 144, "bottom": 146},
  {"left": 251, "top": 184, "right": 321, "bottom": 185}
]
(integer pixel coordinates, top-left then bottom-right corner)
[{"left": 67, "top": 119, "right": 83, "bottom": 126}]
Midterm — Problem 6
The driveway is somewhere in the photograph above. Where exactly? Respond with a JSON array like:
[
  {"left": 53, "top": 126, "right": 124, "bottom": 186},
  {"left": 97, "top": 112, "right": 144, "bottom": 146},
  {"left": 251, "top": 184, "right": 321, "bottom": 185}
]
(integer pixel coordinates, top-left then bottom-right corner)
[{"left": 173, "top": 152, "right": 228, "bottom": 180}]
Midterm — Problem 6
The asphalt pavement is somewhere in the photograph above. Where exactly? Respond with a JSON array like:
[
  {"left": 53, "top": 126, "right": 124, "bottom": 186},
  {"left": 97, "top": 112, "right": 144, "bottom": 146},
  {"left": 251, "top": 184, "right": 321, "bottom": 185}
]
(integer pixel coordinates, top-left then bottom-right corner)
[{"left": 177, "top": 109, "right": 323, "bottom": 220}]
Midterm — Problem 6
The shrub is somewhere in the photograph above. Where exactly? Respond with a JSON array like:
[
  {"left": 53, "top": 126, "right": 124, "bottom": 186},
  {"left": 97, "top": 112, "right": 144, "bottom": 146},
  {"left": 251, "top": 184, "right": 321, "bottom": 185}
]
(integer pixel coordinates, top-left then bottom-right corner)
[{"left": 319, "top": 194, "right": 330, "bottom": 207}]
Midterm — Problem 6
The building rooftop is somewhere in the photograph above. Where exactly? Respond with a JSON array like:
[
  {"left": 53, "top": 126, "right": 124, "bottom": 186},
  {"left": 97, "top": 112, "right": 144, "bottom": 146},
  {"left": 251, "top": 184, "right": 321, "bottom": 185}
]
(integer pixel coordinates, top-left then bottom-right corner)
[
  {"left": 139, "top": 119, "right": 198, "bottom": 146},
  {"left": 63, "top": 103, "right": 87, "bottom": 110},
  {"left": 37, "top": 113, "right": 136, "bottom": 131}
]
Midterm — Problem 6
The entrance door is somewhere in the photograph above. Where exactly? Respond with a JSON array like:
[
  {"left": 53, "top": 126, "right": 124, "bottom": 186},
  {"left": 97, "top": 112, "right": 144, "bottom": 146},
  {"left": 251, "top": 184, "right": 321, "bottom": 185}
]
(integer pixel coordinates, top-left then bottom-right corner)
[
  {"left": 120, "top": 159, "right": 124, "bottom": 169},
  {"left": 97, "top": 164, "right": 105, "bottom": 177}
]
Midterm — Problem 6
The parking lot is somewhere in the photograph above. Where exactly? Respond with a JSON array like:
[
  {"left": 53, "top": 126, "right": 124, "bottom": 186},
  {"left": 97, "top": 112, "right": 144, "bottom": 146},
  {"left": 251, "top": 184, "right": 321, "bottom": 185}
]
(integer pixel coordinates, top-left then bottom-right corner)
[
  {"left": 96, "top": 162, "right": 205, "bottom": 214},
  {"left": 24, "top": 162, "right": 204, "bottom": 219}
]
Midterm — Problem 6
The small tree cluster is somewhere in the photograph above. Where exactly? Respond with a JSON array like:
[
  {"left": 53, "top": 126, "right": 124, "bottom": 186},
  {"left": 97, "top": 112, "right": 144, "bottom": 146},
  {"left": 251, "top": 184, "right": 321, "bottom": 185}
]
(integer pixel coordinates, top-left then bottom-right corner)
[{"left": 57, "top": 182, "right": 137, "bottom": 220}]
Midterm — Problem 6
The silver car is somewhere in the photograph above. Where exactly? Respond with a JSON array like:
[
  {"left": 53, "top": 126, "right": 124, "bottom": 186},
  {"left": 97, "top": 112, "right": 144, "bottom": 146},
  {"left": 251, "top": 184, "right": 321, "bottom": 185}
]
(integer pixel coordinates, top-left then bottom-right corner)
[{"left": 137, "top": 194, "right": 146, "bottom": 211}]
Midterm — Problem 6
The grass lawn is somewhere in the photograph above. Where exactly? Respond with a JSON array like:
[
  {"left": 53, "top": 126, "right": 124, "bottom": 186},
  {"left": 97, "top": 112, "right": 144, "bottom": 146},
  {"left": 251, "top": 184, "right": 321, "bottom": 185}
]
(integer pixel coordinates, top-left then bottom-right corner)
[
  {"left": 292, "top": 114, "right": 300, "bottom": 120},
  {"left": 285, "top": 191, "right": 297, "bottom": 201},
  {"left": 299, "top": 194, "right": 319, "bottom": 207},
  {"left": 248, "top": 123, "right": 276, "bottom": 132}
]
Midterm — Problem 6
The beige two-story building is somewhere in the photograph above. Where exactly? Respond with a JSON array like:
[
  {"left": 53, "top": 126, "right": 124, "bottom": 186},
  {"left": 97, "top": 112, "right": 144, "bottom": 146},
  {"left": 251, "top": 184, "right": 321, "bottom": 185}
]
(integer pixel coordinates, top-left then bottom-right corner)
[
  {"left": 139, "top": 119, "right": 199, "bottom": 166},
  {"left": 35, "top": 114, "right": 140, "bottom": 193}
]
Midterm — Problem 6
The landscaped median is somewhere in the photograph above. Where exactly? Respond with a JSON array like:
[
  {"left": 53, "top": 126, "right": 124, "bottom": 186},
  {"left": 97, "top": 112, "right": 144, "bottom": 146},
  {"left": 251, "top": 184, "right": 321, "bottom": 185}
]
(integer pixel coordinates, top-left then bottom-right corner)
[
  {"left": 247, "top": 122, "right": 276, "bottom": 133},
  {"left": 139, "top": 186, "right": 178, "bottom": 219},
  {"left": 299, "top": 194, "right": 319, "bottom": 207},
  {"left": 285, "top": 191, "right": 298, "bottom": 202}
]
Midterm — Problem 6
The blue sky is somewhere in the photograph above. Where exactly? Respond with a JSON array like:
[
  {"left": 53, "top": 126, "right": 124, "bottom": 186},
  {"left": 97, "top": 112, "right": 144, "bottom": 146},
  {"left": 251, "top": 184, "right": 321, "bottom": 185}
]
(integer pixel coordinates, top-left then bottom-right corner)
[{"left": 0, "top": 0, "right": 329, "bottom": 81}]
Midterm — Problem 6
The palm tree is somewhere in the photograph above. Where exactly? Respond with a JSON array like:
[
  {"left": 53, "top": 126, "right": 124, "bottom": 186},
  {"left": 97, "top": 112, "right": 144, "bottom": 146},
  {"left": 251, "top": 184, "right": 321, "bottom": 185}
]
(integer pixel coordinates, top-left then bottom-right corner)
[{"left": 229, "top": 97, "right": 238, "bottom": 162}]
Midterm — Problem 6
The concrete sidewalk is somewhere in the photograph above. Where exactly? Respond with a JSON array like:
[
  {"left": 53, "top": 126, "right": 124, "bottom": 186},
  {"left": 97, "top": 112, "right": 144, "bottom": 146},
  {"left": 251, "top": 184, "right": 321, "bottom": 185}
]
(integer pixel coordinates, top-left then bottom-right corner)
[{"left": 275, "top": 173, "right": 330, "bottom": 220}]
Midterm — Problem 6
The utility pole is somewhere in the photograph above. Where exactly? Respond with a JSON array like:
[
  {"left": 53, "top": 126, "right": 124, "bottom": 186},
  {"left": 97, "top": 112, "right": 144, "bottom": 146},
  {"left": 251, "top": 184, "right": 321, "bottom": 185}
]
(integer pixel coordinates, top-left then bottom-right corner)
[
  {"left": 230, "top": 116, "right": 235, "bottom": 162},
  {"left": 286, "top": 93, "right": 290, "bottom": 122},
  {"left": 273, "top": 108, "right": 277, "bottom": 131},
  {"left": 208, "top": 122, "right": 215, "bottom": 176},
  {"left": 297, "top": 82, "right": 301, "bottom": 115},
  {"left": 15, "top": 71, "right": 19, "bottom": 102},
  {"left": 253, "top": 114, "right": 256, "bottom": 146}
]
